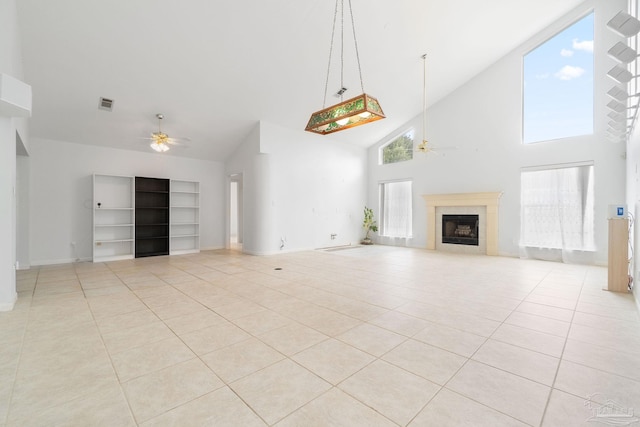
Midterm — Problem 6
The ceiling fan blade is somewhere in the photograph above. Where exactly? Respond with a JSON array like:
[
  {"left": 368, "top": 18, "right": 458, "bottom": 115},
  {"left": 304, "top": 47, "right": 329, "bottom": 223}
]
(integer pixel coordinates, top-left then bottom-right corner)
[
  {"left": 165, "top": 138, "right": 186, "bottom": 146},
  {"left": 416, "top": 140, "right": 458, "bottom": 155},
  {"left": 167, "top": 136, "right": 191, "bottom": 143}
]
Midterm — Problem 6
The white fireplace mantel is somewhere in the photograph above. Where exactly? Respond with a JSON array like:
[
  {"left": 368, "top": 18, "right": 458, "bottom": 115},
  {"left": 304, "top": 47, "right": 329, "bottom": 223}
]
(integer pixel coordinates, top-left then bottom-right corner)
[{"left": 422, "top": 192, "right": 502, "bottom": 255}]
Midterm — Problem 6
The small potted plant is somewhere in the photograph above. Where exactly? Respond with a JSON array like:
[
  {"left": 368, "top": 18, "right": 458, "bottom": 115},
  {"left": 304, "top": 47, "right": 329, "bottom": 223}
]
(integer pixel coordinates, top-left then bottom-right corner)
[{"left": 361, "top": 206, "right": 378, "bottom": 245}]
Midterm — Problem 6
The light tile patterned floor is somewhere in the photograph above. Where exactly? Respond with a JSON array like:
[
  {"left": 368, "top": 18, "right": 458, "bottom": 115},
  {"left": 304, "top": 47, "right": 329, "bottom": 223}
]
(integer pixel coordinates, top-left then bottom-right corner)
[{"left": 1, "top": 246, "right": 640, "bottom": 426}]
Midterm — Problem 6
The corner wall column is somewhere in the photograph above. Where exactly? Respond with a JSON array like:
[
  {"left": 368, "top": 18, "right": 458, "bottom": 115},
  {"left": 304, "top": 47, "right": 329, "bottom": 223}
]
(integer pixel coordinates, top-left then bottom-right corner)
[
  {"left": 0, "top": 117, "right": 17, "bottom": 310},
  {"left": 426, "top": 204, "right": 436, "bottom": 250},
  {"left": 0, "top": 73, "right": 32, "bottom": 310},
  {"left": 244, "top": 153, "right": 276, "bottom": 254}
]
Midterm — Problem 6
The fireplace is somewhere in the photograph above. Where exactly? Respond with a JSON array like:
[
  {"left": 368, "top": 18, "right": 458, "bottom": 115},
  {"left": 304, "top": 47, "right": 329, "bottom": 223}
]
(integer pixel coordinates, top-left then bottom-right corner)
[
  {"left": 422, "top": 192, "right": 502, "bottom": 255},
  {"left": 442, "top": 215, "right": 479, "bottom": 246}
]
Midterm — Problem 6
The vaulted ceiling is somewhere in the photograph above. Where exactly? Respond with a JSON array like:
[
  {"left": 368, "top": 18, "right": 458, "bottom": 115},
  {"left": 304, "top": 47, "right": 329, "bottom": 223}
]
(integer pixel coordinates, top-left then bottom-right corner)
[{"left": 16, "top": 0, "right": 585, "bottom": 161}]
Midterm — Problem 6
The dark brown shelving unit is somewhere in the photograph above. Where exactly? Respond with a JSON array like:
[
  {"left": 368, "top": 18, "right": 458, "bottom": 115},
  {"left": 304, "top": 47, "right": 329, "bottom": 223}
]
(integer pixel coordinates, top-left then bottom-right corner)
[{"left": 135, "top": 177, "right": 169, "bottom": 258}]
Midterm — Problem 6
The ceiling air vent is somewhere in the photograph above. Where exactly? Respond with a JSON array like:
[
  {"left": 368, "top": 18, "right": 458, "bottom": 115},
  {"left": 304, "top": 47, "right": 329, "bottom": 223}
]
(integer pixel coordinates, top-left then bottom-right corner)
[{"left": 98, "top": 97, "right": 114, "bottom": 111}]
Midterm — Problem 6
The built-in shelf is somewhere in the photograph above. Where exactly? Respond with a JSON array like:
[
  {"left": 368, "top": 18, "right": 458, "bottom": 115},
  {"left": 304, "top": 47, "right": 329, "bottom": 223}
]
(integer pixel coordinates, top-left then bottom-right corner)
[
  {"left": 93, "top": 175, "right": 200, "bottom": 261},
  {"left": 135, "top": 177, "right": 170, "bottom": 258},
  {"left": 170, "top": 180, "right": 200, "bottom": 255},
  {"left": 93, "top": 174, "right": 135, "bottom": 262},
  {"left": 95, "top": 207, "right": 134, "bottom": 210}
]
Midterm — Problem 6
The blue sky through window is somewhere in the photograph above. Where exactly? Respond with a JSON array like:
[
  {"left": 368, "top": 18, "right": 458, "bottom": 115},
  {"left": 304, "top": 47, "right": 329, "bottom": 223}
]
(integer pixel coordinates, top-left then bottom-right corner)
[{"left": 523, "top": 13, "right": 594, "bottom": 144}]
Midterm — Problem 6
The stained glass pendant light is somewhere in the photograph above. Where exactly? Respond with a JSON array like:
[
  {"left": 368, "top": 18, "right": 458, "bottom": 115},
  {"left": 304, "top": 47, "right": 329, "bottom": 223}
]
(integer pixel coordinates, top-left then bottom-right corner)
[{"left": 305, "top": 0, "right": 385, "bottom": 135}]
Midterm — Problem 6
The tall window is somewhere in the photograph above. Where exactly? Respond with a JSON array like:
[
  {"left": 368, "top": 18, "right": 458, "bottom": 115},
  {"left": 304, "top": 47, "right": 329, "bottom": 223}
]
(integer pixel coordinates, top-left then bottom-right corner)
[
  {"left": 523, "top": 13, "right": 594, "bottom": 143},
  {"left": 380, "top": 180, "right": 413, "bottom": 238},
  {"left": 520, "top": 164, "right": 594, "bottom": 250},
  {"left": 380, "top": 129, "right": 414, "bottom": 164}
]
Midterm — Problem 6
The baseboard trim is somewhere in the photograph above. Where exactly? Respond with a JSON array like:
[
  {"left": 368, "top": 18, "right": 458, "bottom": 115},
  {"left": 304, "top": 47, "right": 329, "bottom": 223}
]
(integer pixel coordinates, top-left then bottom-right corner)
[
  {"left": 0, "top": 292, "right": 17, "bottom": 312},
  {"left": 200, "top": 246, "right": 225, "bottom": 251},
  {"left": 31, "top": 257, "right": 92, "bottom": 267}
]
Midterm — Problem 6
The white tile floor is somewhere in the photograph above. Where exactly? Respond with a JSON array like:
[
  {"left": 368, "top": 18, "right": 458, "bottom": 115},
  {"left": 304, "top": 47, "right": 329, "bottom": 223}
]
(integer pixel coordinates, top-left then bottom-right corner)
[{"left": 2, "top": 246, "right": 640, "bottom": 426}]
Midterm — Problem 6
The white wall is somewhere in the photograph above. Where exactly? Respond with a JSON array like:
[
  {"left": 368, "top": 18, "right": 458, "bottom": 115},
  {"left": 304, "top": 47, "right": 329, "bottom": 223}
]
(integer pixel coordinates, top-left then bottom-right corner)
[
  {"left": 368, "top": 0, "right": 626, "bottom": 265},
  {"left": 0, "top": 0, "right": 29, "bottom": 153},
  {"left": 225, "top": 121, "right": 367, "bottom": 255},
  {"left": 260, "top": 121, "right": 367, "bottom": 253},
  {"left": 225, "top": 123, "right": 262, "bottom": 253},
  {"left": 16, "top": 153, "right": 29, "bottom": 269},
  {"left": 230, "top": 180, "right": 238, "bottom": 241},
  {"left": 28, "top": 138, "right": 226, "bottom": 266},
  {"left": 0, "top": 0, "right": 27, "bottom": 310},
  {"left": 0, "top": 117, "right": 17, "bottom": 310}
]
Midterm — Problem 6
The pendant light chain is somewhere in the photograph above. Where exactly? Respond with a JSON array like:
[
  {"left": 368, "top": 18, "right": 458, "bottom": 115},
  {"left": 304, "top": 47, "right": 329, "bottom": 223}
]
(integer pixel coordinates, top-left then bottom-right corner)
[
  {"left": 340, "top": 0, "right": 345, "bottom": 100},
  {"left": 322, "top": 0, "right": 366, "bottom": 107},
  {"left": 322, "top": 0, "right": 340, "bottom": 108},
  {"left": 348, "top": 0, "right": 365, "bottom": 94},
  {"left": 305, "top": 0, "right": 385, "bottom": 135}
]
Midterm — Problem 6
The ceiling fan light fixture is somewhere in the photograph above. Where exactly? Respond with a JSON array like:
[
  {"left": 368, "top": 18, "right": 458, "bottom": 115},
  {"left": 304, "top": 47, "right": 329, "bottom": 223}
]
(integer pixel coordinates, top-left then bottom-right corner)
[
  {"left": 147, "top": 113, "right": 173, "bottom": 153},
  {"left": 150, "top": 140, "right": 169, "bottom": 152}
]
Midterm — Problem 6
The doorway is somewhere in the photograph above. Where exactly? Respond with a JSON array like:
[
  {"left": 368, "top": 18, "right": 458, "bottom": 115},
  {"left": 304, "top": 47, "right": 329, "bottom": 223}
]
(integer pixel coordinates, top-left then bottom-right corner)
[{"left": 229, "top": 174, "right": 243, "bottom": 251}]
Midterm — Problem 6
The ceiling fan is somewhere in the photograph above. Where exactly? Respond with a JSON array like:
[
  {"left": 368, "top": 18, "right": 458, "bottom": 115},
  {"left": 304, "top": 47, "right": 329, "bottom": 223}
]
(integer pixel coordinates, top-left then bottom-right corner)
[
  {"left": 417, "top": 139, "right": 457, "bottom": 155},
  {"left": 142, "top": 113, "right": 189, "bottom": 152}
]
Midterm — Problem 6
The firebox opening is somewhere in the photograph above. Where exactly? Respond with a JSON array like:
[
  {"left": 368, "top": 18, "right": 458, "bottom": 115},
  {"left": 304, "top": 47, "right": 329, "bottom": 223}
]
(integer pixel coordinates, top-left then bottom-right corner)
[{"left": 442, "top": 214, "right": 479, "bottom": 246}]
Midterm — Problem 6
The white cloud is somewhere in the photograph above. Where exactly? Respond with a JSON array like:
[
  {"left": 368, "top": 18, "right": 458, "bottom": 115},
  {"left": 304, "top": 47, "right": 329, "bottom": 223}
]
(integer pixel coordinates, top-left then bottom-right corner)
[
  {"left": 555, "top": 65, "right": 585, "bottom": 80},
  {"left": 572, "top": 38, "right": 593, "bottom": 53},
  {"left": 560, "top": 48, "right": 574, "bottom": 57}
]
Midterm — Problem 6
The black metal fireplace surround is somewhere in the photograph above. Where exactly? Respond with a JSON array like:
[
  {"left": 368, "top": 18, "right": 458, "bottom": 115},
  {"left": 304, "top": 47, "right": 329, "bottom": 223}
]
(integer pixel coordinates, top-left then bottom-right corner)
[{"left": 442, "top": 214, "right": 479, "bottom": 246}]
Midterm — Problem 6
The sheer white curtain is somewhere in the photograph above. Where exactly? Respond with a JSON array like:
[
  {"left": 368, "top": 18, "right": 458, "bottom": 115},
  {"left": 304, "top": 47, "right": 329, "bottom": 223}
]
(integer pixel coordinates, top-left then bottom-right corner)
[
  {"left": 381, "top": 181, "right": 413, "bottom": 238},
  {"left": 520, "top": 164, "right": 595, "bottom": 262}
]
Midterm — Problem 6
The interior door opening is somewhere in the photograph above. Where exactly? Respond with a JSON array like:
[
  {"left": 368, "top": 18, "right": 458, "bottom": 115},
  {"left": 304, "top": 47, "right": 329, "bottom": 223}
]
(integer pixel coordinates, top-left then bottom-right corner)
[{"left": 229, "top": 174, "right": 243, "bottom": 250}]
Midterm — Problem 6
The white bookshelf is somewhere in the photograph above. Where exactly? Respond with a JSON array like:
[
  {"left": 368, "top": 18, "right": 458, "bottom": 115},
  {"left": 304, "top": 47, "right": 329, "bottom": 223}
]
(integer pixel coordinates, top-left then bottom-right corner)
[
  {"left": 93, "top": 174, "right": 135, "bottom": 262},
  {"left": 170, "top": 180, "right": 200, "bottom": 255}
]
